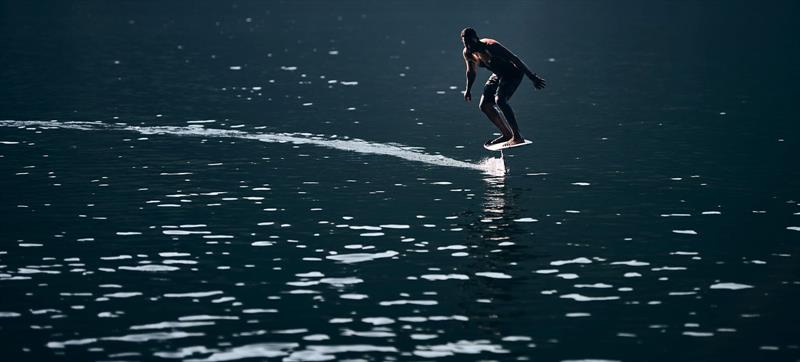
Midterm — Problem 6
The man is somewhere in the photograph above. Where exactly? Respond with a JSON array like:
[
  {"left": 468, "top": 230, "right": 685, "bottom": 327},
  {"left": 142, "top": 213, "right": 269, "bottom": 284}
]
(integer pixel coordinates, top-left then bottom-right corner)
[{"left": 461, "top": 27, "right": 546, "bottom": 148}]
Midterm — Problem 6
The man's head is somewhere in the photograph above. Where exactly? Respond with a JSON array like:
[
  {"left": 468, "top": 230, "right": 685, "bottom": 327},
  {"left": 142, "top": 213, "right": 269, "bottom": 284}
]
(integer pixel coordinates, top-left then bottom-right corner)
[{"left": 461, "top": 27, "right": 479, "bottom": 48}]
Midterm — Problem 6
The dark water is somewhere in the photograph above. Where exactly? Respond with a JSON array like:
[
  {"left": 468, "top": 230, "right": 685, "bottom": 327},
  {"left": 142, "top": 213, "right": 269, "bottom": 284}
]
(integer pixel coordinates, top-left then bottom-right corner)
[{"left": 1, "top": 1, "right": 799, "bottom": 361}]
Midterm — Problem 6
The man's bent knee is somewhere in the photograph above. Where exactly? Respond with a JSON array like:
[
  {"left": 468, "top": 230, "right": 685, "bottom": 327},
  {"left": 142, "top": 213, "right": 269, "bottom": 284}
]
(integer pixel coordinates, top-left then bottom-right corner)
[
  {"left": 479, "top": 100, "right": 495, "bottom": 112},
  {"left": 494, "top": 95, "right": 509, "bottom": 107}
]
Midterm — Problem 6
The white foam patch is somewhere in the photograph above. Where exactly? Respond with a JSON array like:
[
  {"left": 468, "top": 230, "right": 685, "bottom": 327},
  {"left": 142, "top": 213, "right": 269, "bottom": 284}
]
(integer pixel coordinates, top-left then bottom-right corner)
[
  {"left": 560, "top": 293, "right": 620, "bottom": 302},
  {"left": 379, "top": 300, "right": 438, "bottom": 306},
  {"left": 475, "top": 272, "right": 512, "bottom": 279},
  {"left": 104, "top": 292, "right": 142, "bottom": 298},
  {"left": 378, "top": 224, "right": 410, "bottom": 229},
  {"left": 574, "top": 283, "right": 613, "bottom": 289},
  {"left": 179, "top": 315, "right": 239, "bottom": 321},
  {"left": 159, "top": 252, "right": 191, "bottom": 257},
  {"left": 709, "top": 282, "right": 753, "bottom": 290},
  {"left": 413, "top": 340, "right": 508, "bottom": 356},
  {"left": 46, "top": 338, "right": 99, "bottom": 349},
  {"left": 103, "top": 331, "right": 203, "bottom": 343},
  {"left": 115, "top": 232, "right": 142, "bottom": 236},
  {"left": 420, "top": 274, "right": 470, "bottom": 281},
  {"left": 610, "top": 260, "right": 649, "bottom": 267},
  {"left": 163, "top": 230, "right": 210, "bottom": 235},
  {"left": 362, "top": 317, "right": 394, "bottom": 325},
  {"left": 478, "top": 157, "right": 506, "bottom": 176},
  {"left": 282, "top": 345, "right": 397, "bottom": 361},
  {"left": 184, "top": 342, "right": 299, "bottom": 361},
  {"left": 296, "top": 271, "right": 324, "bottom": 278},
  {"left": 682, "top": 331, "right": 714, "bottom": 337},
  {"left": 340, "top": 293, "right": 368, "bottom": 300},
  {"left": 0, "top": 120, "right": 490, "bottom": 173},
  {"left": 319, "top": 277, "right": 363, "bottom": 286},
  {"left": 130, "top": 321, "right": 214, "bottom": 330},
  {"left": 326, "top": 251, "right": 399, "bottom": 264},
  {"left": 163, "top": 291, "right": 224, "bottom": 298},
  {"left": 551, "top": 257, "right": 592, "bottom": 266},
  {"left": 118, "top": 265, "right": 179, "bottom": 272}
]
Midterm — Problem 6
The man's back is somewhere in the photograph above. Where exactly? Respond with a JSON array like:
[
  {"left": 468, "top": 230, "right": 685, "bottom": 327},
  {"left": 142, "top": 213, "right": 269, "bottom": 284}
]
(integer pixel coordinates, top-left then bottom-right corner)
[{"left": 464, "top": 39, "right": 519, "bottom": 76}]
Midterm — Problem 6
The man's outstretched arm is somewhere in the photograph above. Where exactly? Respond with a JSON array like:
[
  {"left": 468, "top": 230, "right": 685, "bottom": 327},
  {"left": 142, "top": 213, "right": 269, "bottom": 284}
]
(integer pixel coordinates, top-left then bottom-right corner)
[
  {"left": 492, "top": 43, "right": 546, "bottom": 90},
  {"left": 463, "top": 49, "right": 477, "bottom": 101}
]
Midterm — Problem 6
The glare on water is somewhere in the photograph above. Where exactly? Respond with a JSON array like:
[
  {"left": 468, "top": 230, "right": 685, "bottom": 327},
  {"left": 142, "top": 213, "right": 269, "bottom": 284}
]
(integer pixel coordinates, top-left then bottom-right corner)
[{"left": 1, "top": 1, "right": 799, "bottom": 361}]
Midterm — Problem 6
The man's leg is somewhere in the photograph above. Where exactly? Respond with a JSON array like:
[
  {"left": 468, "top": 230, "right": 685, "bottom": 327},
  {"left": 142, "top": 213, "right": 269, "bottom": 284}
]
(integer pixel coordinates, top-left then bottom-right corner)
[
  {"left": 495, "top": 73, "right": 525, "bottom": 144},
  {"left": 479, "top": 75, "right": 513, "bottom": 145}
]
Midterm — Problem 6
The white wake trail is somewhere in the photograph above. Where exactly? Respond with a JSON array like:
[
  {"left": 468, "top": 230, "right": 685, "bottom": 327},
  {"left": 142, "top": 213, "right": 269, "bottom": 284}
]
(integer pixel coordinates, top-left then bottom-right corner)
[{"left": 1, "top": 120, "right": 497, "bottom": 173}]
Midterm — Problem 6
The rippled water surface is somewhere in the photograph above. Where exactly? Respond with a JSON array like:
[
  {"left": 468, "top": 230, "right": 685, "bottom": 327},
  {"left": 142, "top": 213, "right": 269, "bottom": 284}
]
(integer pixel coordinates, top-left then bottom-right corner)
[{"left": 1, "top": 1, "right": 799, "bottom": 361}]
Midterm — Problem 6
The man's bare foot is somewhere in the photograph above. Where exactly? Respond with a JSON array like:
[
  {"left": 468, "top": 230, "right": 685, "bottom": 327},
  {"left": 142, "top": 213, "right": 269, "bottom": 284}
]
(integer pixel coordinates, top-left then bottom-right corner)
[
  {"left": 506, "top": 136, "right": 526, "bottom": 145},
  {"left": 485, "top": 135, "right": 512, "bottom": 146},
  {"left": 497, "top": 136, "right": 527, "bottom": 148}
]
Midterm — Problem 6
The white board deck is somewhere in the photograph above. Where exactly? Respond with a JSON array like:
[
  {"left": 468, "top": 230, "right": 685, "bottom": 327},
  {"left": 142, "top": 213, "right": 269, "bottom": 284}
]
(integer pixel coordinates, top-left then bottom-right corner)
[{"left": 483, "top": 139, "right": 533, "bottom": 151}]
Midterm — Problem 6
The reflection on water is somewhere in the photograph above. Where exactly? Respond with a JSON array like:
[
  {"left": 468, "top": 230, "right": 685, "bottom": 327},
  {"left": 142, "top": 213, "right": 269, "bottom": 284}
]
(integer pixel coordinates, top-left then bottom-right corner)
[
  {"left": 482, "top": 173, "right": 509, "bottom": 218},
  {"left": 1, "top": 1, "right": 799, "bottom": 361},
  {"left": 1, "top": 116, "right": 797, "bottom": 361}
]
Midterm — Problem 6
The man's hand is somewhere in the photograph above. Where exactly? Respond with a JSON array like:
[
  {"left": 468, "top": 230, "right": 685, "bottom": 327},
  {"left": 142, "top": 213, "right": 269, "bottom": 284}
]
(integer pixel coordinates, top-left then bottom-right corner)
[
  {"left": 464, "top": 90, "right": 472, "bottom": 102},
  {"left": 530, "top": 73, "right": 546, "bottom": 90}
]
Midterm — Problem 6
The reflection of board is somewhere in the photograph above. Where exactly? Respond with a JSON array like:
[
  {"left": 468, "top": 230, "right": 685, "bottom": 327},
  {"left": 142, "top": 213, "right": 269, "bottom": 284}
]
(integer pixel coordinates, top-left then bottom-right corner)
[{"left": 483, "top": 139, "right": 532, "bottom": 151}]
